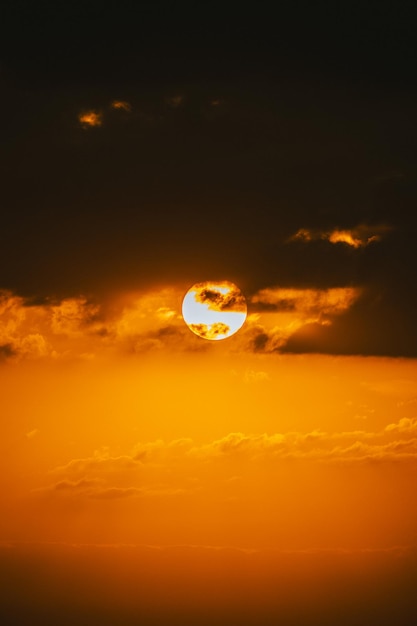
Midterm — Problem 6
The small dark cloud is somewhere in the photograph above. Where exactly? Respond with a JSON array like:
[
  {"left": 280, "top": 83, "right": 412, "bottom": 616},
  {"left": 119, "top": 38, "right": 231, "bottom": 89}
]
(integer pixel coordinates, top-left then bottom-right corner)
[
  {"left": 0, "top": 343, "right": 16, "bottom": 359},
  {"left": 190, "top": 322, "right": 230, "bottom": 340},
  {"left": 195, "top": 285, "right": 246, "bottom": 312},
  {"left": 281, "top": 287, "right": 417, "bottom": 358},
  {"left": 110, "top": 100, "right": 132, "bottom": 112},
  {"left": 250, "top": 299, "right": 296, "bottom": 313},
  {"left": 252, "top": 332, "right": 269, "bottom": 352}
]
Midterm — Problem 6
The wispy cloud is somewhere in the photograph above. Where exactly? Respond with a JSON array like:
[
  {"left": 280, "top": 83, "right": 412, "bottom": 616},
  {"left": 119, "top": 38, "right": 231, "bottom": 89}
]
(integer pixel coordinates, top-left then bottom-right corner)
[
  {"left": 289, "top": 224, "right": 391, "bottom": 248},
  {"left": 110, "top": 100, "right": 132, "bottom": 112},
  {"left": 244, "top": 286, "right": 360, "bottom": 352},
  {"left": 251, "top": 287, "right": 359, "bottom": 315},
  {"left": 43, "top": 417, "right": 417, "bottom": 501},
  {"left": 0, "top": 291, "right": 107, "bottom": 359}
]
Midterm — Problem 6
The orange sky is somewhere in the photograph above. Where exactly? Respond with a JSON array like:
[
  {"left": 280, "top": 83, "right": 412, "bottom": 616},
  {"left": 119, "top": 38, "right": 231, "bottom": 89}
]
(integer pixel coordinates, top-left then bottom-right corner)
[
  {"left": 1, "top": 285, "right": 417, "bottom": 623},
  {"left": 2, "top": 285, "right": 417, "bottom": 547},
  {"left": 3, "top": 5, "right": 417, "bottom": 619}
]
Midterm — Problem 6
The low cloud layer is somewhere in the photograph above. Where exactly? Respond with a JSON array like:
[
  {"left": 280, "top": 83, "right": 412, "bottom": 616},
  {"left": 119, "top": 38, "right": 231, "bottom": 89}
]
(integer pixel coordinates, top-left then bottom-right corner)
[
  {"left": 88, "top": 417, "right": 417, "bottom": 465},
  {"left": 0, "top": 280, "right": 414, "bottom": 358},
  {"left": 39, "top": 417, "right": 417, "bottom": 506},
  {"left": 21, "top": 414, "right": 417, "bottom": 554}
]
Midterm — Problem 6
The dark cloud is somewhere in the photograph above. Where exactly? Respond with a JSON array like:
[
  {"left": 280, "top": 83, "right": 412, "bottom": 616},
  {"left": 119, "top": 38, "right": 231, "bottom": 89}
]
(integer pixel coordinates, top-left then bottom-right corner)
[
  {"left": 189, "top": 323, "right": 230, "bottom": 340},
  {"left": 195, "top": 285, "right": 246, "bottom": 312},
  {"left": 0, "top": 343, "right": 15, "bottom": 359},
  {"left": 252, "top": 333, "right": 269, "bottom": 353}
]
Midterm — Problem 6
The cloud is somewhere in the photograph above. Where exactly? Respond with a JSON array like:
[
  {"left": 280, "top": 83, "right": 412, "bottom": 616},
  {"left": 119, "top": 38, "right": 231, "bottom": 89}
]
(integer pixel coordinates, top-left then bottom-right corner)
[
  {"left": 90, "top": 486, "right": 190, "bottom": 500},
  {"left": 34, "top": 479, "right": 188, "bottom": 501},
  {"left": 0, "top": 288, "right": 208, "bottom": 359},
  {"left": 53, "top": 478, "right": 103, "bottom": 493},
  {"left": 189, "top": 322, "right": 230, "bottom": 340},
  {"left": 242, "top": 287, "right": 360, "bottom": 353},
  {"left": 78, "top": 110, "right": 103, "bottom": 127},
  {"left": 289, "top": 224, "right": 391, "bottom": 248},
  {"left": 385, "top": 417, "right": 417, "bottom": 434},
  {"left": 251, "top": 287, "right": 359, "bottom": 316},
  {"left": 278, "top": 281, "right": 417, "bottom": 357},
  {"left": 194, "top": 283, "right": 247, "bottom": 312},
  {"left": 0, "top": 282, "right": 413, "bottom": 359},
  {"left": 0, "top": 291, "right": 108, "bottom": 359},
  {"left": 132, "top": 438, "right": 193, "bottom": 463},
  {"left": 48, "top": 417, "right": 417, "bottom": 493},
  {"left": 50, "top": 297, "right": 101, "bottom": 336},
  {"left": 52, "top": 449, "right": 140, "bottom": 478},
  {"left": 188, "top": 426, "right": 417, "bottom": 464},
  {"left": 0, "top": 343, "right": 15, "bottom": 359},
  {"left": 87, "top": 486, "right": 144, "bottom": 499},
  {"left": 110, "top": 100, "right": 132, "bottom": 112},
  {"left": 41, "top": 441, "right": 197, "bottom": 501}
]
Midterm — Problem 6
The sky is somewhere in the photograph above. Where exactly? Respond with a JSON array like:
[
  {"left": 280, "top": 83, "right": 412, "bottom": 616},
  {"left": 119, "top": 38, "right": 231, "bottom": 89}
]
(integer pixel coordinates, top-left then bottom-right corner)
[{"left": 1, "top": 1, "right": 417, "bottom": 624}]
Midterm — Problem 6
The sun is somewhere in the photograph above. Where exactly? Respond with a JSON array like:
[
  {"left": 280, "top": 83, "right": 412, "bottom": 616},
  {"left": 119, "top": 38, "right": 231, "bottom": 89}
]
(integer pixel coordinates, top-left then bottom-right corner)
[{"left": 182, "top": 281, "right": 247, "bottom": 340}]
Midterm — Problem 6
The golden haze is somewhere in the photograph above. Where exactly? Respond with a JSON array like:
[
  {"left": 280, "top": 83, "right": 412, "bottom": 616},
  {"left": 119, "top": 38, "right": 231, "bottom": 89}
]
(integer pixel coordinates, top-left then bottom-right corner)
[{"left": 1, "top": 285, "right": 417, "bottom": 623}]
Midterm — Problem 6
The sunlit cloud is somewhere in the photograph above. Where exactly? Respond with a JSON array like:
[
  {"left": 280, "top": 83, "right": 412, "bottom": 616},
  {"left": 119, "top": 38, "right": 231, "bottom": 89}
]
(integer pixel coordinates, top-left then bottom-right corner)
[
  {"left": 328, "top": 229, "right": 379, "bottom": 247},
  {"left": 51, "top": 297, "right": 101, "bottom": 336},
  {"left": 290, "top": 224, "right": 391, "bottom": 247},
  {"left": 251, "top": 287, "right": 359, "bottom": 315},
  {"left": 243, "top": 286, "right": 360, "bottom": 352},
  {"left": 0, "top": 284, "right": 407, "bottom": 359},
  {"left": 37, "top": 479, "right": 189, "bottom": 500},
  {"left": 0, "top": 291, "right": 107, "bottom": 359},
  {"left": 110, "top": 100, "right": 132, "bottom": 112},
  {"left": 52, "top": 449, "right": 140, "bottom": 478},
  {"left": 78, "top": 110, "right": 103, "bottom": 128},
  {"left": 0, "top": 286, "right": 360, "bottom": 359},
  {"left": 385, "top": 417, "right": 417, "bottom": 434},
  {"left": 48, "top": 417, "right": 417, "bottom": 494}
]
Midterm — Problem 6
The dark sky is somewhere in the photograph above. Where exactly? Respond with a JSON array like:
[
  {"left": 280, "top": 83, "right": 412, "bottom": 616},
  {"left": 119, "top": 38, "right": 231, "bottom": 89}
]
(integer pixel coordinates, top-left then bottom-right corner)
[{"left": 1, "top": 0, "right": 417, "bottom": 356}]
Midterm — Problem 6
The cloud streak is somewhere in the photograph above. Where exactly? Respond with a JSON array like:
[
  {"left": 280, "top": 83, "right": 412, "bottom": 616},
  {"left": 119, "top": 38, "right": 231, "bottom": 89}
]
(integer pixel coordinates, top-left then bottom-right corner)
[
  {"left": 290, "top": 224, "right": 391, "bottom": 248},
  {"left": 40, "top": 417, "right": 417, "bottom": 502}
]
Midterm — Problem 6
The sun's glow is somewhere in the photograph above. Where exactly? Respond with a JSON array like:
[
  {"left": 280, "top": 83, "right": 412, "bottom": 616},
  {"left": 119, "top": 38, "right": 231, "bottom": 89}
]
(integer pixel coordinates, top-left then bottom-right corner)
[
  {"left": 182, "top": 281, "right": 247, "bottom": 340},
  {"left": 2, "top": 284, "right": 417, "bottom": 623}
]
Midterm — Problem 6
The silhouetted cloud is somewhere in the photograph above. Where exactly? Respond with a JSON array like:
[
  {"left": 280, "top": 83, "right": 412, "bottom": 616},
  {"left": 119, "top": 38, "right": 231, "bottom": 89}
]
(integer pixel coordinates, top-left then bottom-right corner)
[
  {"left": 189, "top": 322, "right": 230, "bottom": 339},
  {"left": 194, "top": 283, "right": 247, "bottom": 312}
]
